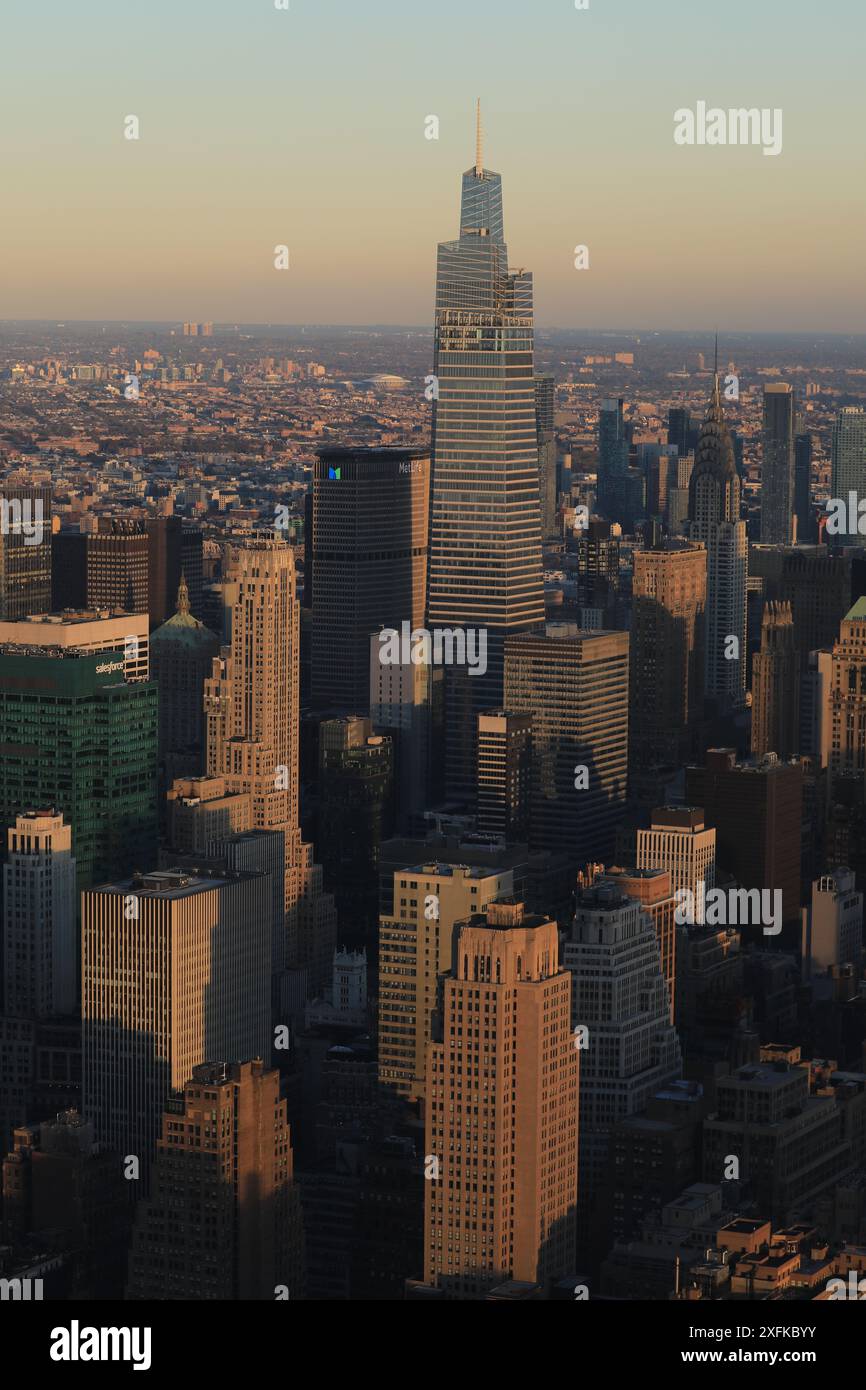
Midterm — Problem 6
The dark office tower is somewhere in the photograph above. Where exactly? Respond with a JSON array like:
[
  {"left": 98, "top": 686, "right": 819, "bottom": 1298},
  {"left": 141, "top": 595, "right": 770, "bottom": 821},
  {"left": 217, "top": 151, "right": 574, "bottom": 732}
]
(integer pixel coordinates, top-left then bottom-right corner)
[
  {"left": 564, "top": 881, "right": 681, "bottom": 1264},
  {"left": 146, "top": 516, "right": 182, "bottom": 629},
  {"left": 598, "top": 398, "right": 628, "bottom": 482},
  {"left": 748, "top": 545, "right": 854, "bottom": 654},
  {"left": 535, "top": 374, "right": 557, "bottom": 539},
  {"left": 760, "top": 384, "right": 796, "bottom": 545},
  {"left": 423, "top": 900, "right": 578, "bottom": 1296},
  {"left": 0, "top": 485, "right": 52, "bottom": 620},
  {"left": 427, "top": 110, "right": 544, "bottom": 798},
  {"left": 830, "top": 407, "right": 866, "bottom": 547},
  {"left": 3, "top": 811, "right": 76, "bottom": 1018},
  {"left": 685, "top": 374, "right": 747, "bottom": 707},
  {"left": 150, "top": 575, "right": 220, "bottom": 794},
  {"left": 629, "top": 541, "right": 706, "bottom": 771},
  {"left": 504, "top": 622, "right": 629, "bottom": 865},
  {"left": 576, "top": 517, "right": 620, "bottom": 617},
  {"left": 751, "top": 601, "right": 800, "bottom": 759},
  {"left": 2, "top": 1110, "right": 130, "bottom": 1300},
  {"left": 311, "top": 446, "right": 429, "bottom": 714},
  {"left": 645, "top": 446, "right": 678, "bottom": 520},
  {"left": 317, "top": 717, "right": 393, "bottom": 955},
  {"left": 127, "top": 1060, "right": 304, "bottom": 1300},
  {"left": 82, "top": 869, "right": 272, "bottom": 1188},
  {"left": 685, "top": 748, "right": 803, "bottom": 938},
  {"left": 476, "top": 709, "right": 532, "bottom": 840},
  {"left": 145, "top": 517, "right": 205, "bottom": 630},
  {"left": 90, "top": 519, "right": 149, "bottom": 613},
  {"left": 794, "top": 434, "right": 815, "bottom": 543},
  {"left": 597, "top": 398, "right": 643, "bottom": 526},
  {"left": 53, "top": 521, "right": 149, "bottom": 615},
  {"left": 667, "top": 406, "right": 692, "bottom": 459},
  {"left": 50, "top": 531, "right": 86, "bottom": 609},
  {"left": 0, "top": 648, "right": 157, "bottom": 895}
]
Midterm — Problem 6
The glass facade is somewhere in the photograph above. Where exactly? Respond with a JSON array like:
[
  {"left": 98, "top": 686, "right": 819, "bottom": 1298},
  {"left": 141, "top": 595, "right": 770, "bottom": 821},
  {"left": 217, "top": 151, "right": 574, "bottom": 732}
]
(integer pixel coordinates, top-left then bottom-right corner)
[{"left": 428, "top": 150, "right": 544, "bottom": 796}]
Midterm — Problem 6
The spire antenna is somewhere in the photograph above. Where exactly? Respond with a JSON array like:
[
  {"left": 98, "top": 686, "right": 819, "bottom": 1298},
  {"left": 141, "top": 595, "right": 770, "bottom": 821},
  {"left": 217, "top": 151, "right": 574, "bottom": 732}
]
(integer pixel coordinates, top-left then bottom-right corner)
[
  {"left": 475, "top": 98, "right": 483, "bottom": 177},
  {"left": 714, "top": 330, "right": 719, "bottom": 376}
]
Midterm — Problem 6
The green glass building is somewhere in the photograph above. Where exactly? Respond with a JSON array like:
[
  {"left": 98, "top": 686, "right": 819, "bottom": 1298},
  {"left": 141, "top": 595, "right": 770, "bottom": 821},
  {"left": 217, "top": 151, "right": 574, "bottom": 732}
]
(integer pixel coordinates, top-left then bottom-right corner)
[{"left": 0, "top": 646, "right": 158, "bottom": 893}]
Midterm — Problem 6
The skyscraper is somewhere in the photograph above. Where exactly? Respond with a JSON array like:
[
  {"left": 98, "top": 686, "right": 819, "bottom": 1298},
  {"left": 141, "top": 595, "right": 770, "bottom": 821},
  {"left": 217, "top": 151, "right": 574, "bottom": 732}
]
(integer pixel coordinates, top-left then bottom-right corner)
[
  {"left": 317, "top": 716, "right": 393, "bottom": 957},
  {"left": 378, "top": 861, "right": 512, "bottom": 1102},
  {"left": 0, "top": 647, "right": 158, "bottom": 895},
  {"left": 82, "top": 867, "right": 272, "bottom": 1185},
  {"left": 685, "top": 374, "right": 747, "bottom": 707},
  {"left": 564, "top": 881, "right": 681, "bottom": 1262},
  {"left": 629, "top": 540, "right": 706, "bottom": 770},
  {"left": 150, "top": 575, "right": 219, "bottom": 793},
  {"left": 794, "top": 433, "right": 816, "bottom": 543},
  {"left": 423, "top": 899, "right": 578, "bottom": 1295},
  {"left": 203, "top": 536, "right": 335, "bottom": 996},
  {"left": 0, "top": 485, "right": 52, "bottom": 620},
  {"left": 127, "top": 1060, "right": 304, "bottom": 1300},
  {"left": 685, "top": 749, "right": 803, "bottom": 937},
  {"left": 826, "top": 597, "right": 866, "bottom": 778},
  {"left": 427, "top": 105, "right": 544, "bottom": 796},
  {"left": 667, "top": 406, "right": 694, "bottom": 460},
  {"left": 761, "top": 384, "right": 796, "bottom": 546},
  {"left": 596, "top": 398, "right": 632, "bottom": 523},
  {"left": 311, "top": 445, "right": 429, "bottom": 713},
  {"left": 751, "top": 600, "right": 800, "bottom": 759},
  {"left": 830, "top": 407, "right": 866, "bottom": 546},
  {"left": 476, "top": 709, "right": 532, "bottom": 840},
  {"left": 369, "top": 630, "right": 441, "bottom": 829},
  {"left": 2, "top": 811, "right": 76, "bottom": 1018},
  {"left": 636, "top": 807, "right": 716, "bottom": 899},
  {"left": 504, "top": 622, "right": 629, "bottom": 864},
  {"left": 146, "top": 517, "right": 204, "bottom": 630},
  {"left": 0, "top": 608, "right": 148, "bottom": 681},
  {"left": 52, "top": 520, "right": 149, "bottom": 615},
  {"left": 535, "top": 373, "right": 557, "bottom": 539}
]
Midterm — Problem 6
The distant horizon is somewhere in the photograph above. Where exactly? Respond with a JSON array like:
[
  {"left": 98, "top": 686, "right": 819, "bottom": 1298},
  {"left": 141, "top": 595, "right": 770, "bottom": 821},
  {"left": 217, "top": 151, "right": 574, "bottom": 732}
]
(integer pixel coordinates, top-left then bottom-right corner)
[{"left": 3, "top": 320, "right": 866, "bottom": 341}]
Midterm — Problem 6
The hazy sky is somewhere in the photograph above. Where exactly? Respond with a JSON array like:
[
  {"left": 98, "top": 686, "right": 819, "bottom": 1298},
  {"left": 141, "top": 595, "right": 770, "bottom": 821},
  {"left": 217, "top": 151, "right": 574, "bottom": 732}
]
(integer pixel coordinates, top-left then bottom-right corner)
[{"left": 1, "top": 0, "right": 863, "bottom": 329}]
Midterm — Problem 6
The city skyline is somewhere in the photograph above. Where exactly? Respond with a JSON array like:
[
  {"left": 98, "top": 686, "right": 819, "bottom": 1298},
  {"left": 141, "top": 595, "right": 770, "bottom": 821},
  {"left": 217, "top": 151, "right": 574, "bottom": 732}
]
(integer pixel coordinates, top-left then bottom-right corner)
[{"left": 2, "top": 3, "right": 866, "bottom": 1332}]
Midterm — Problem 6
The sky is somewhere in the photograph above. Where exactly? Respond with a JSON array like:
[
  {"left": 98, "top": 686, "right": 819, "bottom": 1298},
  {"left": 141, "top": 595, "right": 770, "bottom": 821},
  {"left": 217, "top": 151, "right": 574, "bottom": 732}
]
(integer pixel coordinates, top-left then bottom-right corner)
[{"left": 1, "top": 0, "right": 863, "bottom": 330}]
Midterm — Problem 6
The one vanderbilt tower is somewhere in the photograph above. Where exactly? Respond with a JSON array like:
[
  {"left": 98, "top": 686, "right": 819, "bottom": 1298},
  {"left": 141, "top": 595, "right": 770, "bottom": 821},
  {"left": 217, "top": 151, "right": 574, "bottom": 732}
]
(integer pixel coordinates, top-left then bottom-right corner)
[{"left": 427, "top": 102, "right": 545, "bottom": 798}]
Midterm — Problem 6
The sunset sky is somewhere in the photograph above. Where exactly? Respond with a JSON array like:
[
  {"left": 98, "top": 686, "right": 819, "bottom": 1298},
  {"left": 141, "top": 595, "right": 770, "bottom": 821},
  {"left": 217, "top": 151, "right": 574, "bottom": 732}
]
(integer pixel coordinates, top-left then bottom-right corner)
[{"left": 1, "top": 0, "right": 863, "bottom": 329}]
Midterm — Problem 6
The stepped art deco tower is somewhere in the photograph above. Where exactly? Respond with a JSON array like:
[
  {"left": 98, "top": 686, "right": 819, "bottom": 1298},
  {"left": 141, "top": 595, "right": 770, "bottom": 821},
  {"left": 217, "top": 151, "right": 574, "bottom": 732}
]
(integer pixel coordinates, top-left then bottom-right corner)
[
  {"left": 427, "top": 103, "right": 545, "bottom": 797},
  {"left": 685, "top": 358, "right": 747, "bottom": 708},
  {"left": 204, "top": 536, "right": 335, "bottom": 996}
]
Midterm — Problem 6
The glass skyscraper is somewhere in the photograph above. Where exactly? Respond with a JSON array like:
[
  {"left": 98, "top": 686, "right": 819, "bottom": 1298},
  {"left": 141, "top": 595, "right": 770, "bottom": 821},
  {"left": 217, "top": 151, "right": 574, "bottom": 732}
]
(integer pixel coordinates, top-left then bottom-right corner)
[
  {"left": 760, "top": 383, "right": 796, "bottom": 545},
  {"left": 830, "top": 407, "right": 866, "bottom": 547},
  {"left": 427, "top": 108, "right": 544, "bottom": 797}
]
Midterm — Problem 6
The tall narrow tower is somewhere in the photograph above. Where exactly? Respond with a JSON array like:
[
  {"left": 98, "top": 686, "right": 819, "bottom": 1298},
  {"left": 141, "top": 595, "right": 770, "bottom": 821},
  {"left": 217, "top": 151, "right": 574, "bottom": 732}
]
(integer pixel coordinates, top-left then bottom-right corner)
[
  {"left": 751, "top": 600, "right": 800, "bottom": 759},
  {"left": 428, "top": 106, "right": 545, "bottom": 797},
  {"left": 203, "top": 536, "right": 335, "bottom": 994},
  {"left": 685, "top": 369, "right": 747, "bottom": 707},
  {"left": 761, "top": 384, "right": 796, "bottom": 546},
  {"left": 424, "top": 900, "right": 578, "bottom": 1296}
]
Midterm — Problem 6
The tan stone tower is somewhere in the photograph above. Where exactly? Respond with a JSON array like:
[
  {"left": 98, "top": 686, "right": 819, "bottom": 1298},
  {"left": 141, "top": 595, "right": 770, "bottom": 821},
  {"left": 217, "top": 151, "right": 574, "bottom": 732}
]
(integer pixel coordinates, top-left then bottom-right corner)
[
  {"left": 203, "top": 536, "right": 335, "bottom": 995},
  {"left": 423, "top": 900, "right": 578, "bottom": 1297}
]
